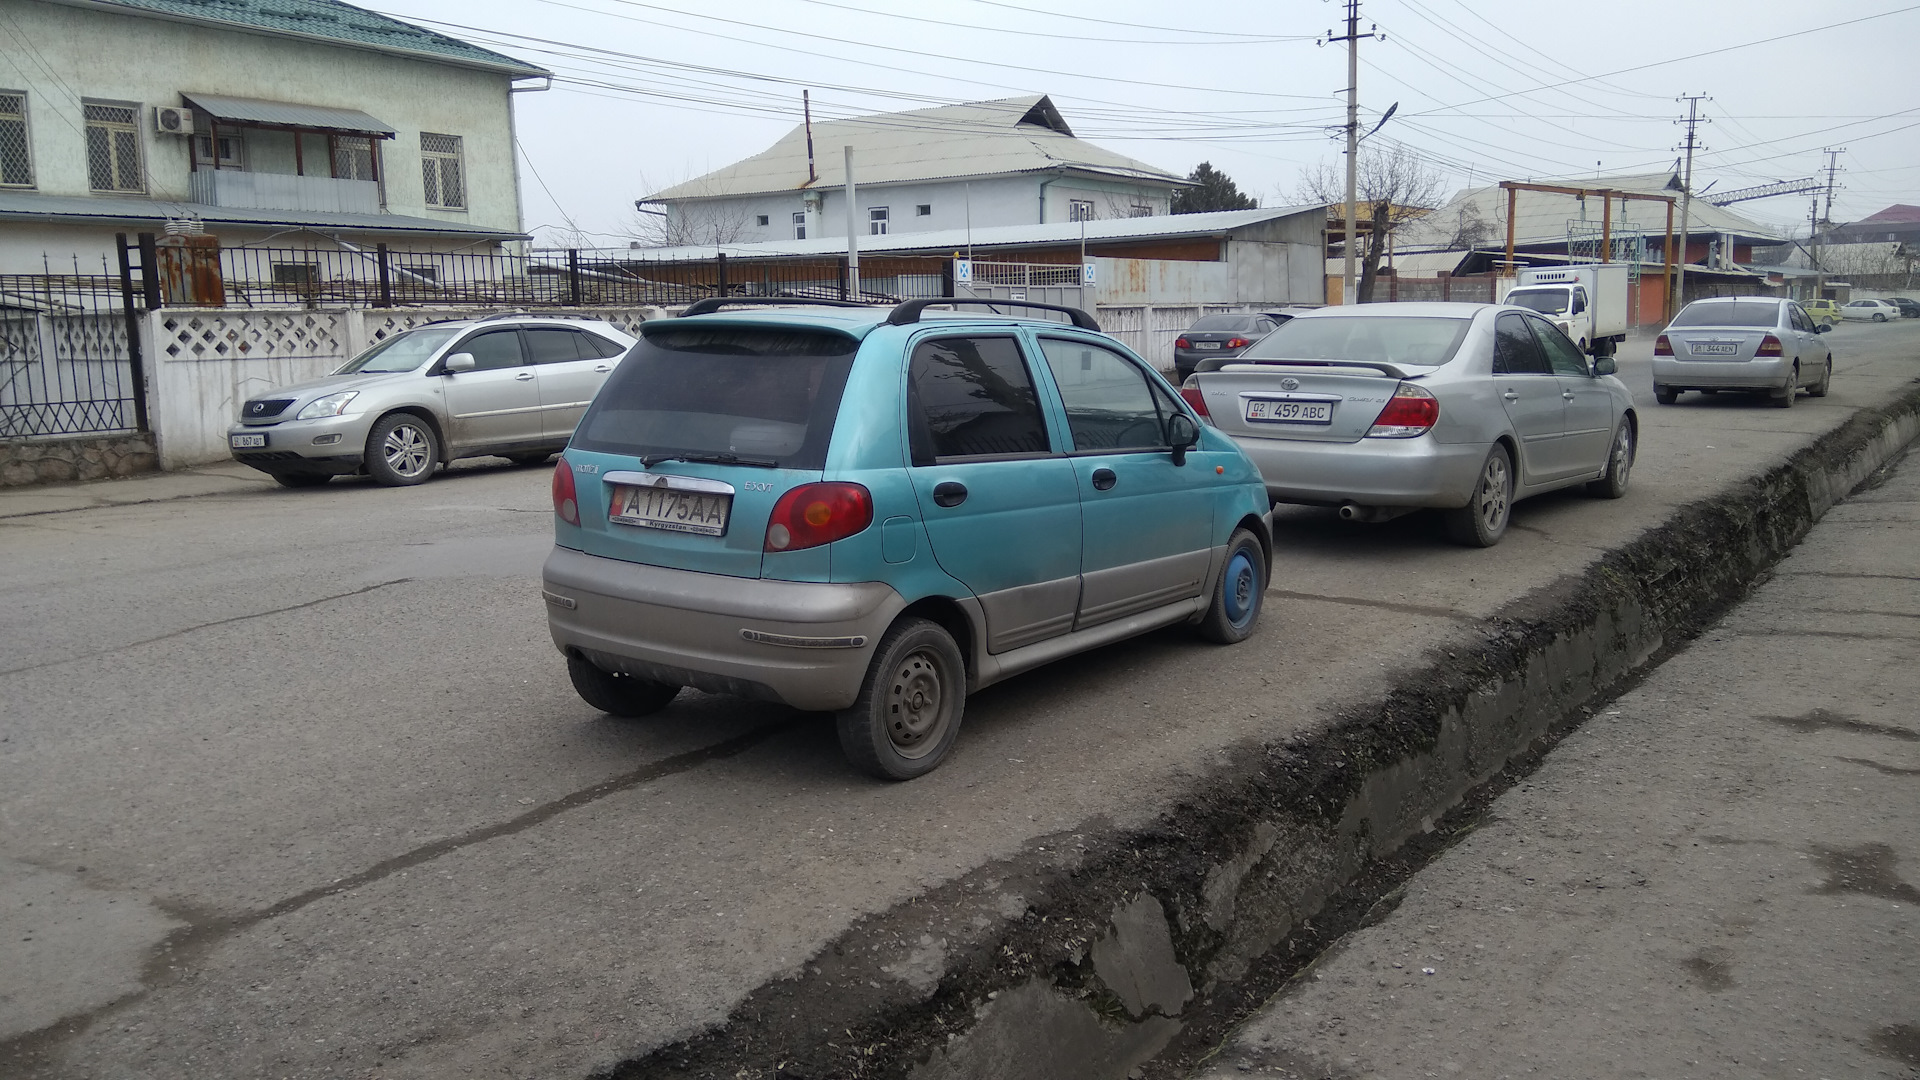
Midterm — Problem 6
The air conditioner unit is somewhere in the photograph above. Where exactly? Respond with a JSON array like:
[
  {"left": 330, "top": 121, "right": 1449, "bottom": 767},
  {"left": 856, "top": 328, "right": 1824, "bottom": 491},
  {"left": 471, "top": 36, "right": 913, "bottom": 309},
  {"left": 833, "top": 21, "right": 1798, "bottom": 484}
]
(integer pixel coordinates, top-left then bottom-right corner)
[{"left": 153, "top": 106, "right": 190, "bottom": 136}]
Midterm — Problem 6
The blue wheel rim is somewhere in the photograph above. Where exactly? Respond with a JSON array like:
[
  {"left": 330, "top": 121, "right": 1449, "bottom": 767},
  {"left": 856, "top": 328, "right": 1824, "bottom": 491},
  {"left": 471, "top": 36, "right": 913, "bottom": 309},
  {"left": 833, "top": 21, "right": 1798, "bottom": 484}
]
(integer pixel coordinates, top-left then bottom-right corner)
[{"left": 1223, "top": 550, "right": 1259, "bottom": 626}]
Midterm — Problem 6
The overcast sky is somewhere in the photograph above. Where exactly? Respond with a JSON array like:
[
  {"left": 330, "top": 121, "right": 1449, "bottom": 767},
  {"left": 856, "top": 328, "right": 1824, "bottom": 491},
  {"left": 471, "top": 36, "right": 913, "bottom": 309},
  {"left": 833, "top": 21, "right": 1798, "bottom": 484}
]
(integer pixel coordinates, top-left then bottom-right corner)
[{"left": 362, "top": 0, "right": 1920, "bottom": 248}]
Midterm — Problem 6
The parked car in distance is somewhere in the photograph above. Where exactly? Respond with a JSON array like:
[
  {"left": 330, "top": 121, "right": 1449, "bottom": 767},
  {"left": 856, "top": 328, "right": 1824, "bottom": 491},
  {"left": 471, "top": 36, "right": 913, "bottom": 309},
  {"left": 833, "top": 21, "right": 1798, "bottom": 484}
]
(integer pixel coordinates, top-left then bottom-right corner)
[
  {"left": 1882, "top": 297, "right": 1920, "bottom": 318},
  {"left": 1843, "top": 298, "right": 1900, "bottom": 322},
  {"left": 1653, "top": 297, "right": 1832, "bottom": 408},
  {"left": 1181, "top": 302, "right": 1636, "bottom": 548},
  {"left": 543, "top": 298, "right": 1274, "bottom": 780},
  {"left": 229, "top": 315, "right": 637, "bottom": 487},
  {"left": 1802, "top": 298, "right": 1842, "bottom": 327},
  {"left": 1173, "top": 312, "right": 1282, "bottom": 380}
]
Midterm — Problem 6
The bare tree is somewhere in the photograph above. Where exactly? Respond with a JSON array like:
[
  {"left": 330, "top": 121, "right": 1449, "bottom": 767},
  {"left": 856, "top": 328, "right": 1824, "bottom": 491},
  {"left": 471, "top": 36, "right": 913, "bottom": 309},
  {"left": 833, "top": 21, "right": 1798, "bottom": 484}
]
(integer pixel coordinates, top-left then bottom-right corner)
[
  {"left": 1294, "top": 145, "right": 1444, "bottom": 302},
  {"left": 626, "top": 172, "right": 754, "bottom": 248}
]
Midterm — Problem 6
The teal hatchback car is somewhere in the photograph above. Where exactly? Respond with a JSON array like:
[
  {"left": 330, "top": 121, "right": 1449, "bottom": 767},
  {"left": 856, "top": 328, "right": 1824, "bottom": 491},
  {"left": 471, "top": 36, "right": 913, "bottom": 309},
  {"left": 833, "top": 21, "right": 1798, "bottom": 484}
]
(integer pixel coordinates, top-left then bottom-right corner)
[{"left": 542, "top": 299, "right": 1273, "bottom": 779}]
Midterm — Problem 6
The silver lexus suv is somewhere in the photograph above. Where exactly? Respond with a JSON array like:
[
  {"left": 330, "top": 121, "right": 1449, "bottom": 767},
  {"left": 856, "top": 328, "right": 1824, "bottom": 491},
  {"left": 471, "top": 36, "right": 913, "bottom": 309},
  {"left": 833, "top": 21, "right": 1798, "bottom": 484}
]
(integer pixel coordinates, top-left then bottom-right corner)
[{"left": 228, "top": 315, "right": 637, "bottom": 488}]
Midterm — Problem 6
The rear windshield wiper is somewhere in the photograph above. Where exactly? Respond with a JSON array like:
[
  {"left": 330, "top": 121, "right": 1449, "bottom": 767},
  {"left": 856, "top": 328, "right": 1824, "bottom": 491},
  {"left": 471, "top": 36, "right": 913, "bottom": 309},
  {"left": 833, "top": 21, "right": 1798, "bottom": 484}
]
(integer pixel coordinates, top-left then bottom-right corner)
[{"left": 639, "top": 451, "right": 780, "bottom": 468}]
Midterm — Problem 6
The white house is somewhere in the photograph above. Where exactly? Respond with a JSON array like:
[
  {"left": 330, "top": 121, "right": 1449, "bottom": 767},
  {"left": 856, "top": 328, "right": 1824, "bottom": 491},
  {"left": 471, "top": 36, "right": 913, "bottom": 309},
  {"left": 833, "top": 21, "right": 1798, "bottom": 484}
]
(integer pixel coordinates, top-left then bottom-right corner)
[
  {"left": 643, "top": 95, "right": 1187, "bottom": 246},
  {"left": 0, "top": 0, "right": 549, "bottom": 273}
]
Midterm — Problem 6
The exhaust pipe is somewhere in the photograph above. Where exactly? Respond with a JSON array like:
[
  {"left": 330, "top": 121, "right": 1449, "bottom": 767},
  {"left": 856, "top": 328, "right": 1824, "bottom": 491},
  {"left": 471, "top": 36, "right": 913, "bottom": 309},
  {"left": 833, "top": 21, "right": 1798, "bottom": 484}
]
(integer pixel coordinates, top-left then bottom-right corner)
[
  {"left": 1338, "top": 502, "right": 1417, "bottom": 524},
  {"left": 1338, "top": 502, "right": 1366, "bottom": 521}
]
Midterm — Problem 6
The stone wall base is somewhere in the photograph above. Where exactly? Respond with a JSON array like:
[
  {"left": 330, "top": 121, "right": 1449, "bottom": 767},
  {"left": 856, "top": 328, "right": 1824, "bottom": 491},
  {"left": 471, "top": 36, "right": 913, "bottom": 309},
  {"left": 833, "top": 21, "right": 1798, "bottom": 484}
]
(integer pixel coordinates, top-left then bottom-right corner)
[{"left": 1, "top": 433, "right": 157, "bottom": 487}]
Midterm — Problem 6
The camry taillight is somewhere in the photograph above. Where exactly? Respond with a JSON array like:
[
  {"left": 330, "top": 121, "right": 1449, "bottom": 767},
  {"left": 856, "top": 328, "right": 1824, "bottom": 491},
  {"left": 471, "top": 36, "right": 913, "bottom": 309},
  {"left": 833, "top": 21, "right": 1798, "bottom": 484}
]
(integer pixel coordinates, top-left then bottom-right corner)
[
  {"left": 552, "top": 456, "right": 579, "bottom": 525},
  {"left": 1654, "top": 334, "right": 1673, "bottom": 356},
  {"left": 1366, "top": 384, "right": 1440, "bottom": 438},
  {"left": 1179, "top": 384, "right": 1212, "bottom": 421},
  {"left": 1225, "top": 337, "right": 1250, "bottom": 349},
  {"left": 1174, "top": 336, "right": 1192, "bottom": 349},
  {"left": 766, "top": 482, "right": 873, "bottom": 552},
  {"left": 1756, "top": 334, "right": 1783, "bottom": 357}
]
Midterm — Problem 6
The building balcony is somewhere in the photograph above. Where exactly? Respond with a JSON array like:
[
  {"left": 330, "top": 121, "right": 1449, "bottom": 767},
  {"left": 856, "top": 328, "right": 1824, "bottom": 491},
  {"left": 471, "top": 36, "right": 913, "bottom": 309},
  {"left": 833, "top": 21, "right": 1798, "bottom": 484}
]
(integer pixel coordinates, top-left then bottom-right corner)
[{"left": 188, "top": 170, "right": 382, "bottom": 216}]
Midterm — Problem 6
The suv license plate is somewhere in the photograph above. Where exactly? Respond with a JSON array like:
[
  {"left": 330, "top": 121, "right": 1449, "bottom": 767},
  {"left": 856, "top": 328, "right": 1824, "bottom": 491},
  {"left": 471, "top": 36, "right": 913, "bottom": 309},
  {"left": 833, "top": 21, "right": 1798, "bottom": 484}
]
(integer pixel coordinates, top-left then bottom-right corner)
[
  {"left": 1691, "top": 343, "right": 1739, "bottom": 355},
  {"left": 609, "top": 484, "right": 732, "bottom": 536},
  {"left": 230, "top": 432, "right": 267, "bottom": 449},
  {"left": 1245, "top": 399, "right": 1333, "bottom": 424}
]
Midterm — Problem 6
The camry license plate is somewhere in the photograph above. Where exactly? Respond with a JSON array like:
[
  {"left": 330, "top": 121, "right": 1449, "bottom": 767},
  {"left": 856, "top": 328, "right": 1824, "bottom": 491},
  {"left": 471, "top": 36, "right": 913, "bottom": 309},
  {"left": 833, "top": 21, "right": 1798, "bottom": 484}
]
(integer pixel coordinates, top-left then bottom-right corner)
[
  {"left": 1194, "top": 341, "right": 1223, "bottom": 350},
  {"left": 1690, "top": 343, "right": 1739, "bottom": 355},
  {"left": 229, "top": 432, "right": 267, "bottom": 449},
  {"left": 609, "top": 483, "right": 731, "bottom": 536},
  {"left": 1245, "top": 399, "right": 1333, "bottom": 424}
]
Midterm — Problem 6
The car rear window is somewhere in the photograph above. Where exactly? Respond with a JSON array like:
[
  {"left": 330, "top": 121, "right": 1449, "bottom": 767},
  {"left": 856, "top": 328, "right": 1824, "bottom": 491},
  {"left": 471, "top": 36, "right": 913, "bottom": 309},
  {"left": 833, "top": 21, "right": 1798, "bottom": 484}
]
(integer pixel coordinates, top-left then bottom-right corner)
[
  {"left": 1190, "top": 315, "right": 1255, "bottom": 331},
  {"left": 1671, "top": 301, "right": 1780, "bottom": 328},
  {"left": 570, "top": 326, "right": 857, "bottom": 469},
  {"left": 1241, "top": 316, "right": 1471, "bottom": 367}
]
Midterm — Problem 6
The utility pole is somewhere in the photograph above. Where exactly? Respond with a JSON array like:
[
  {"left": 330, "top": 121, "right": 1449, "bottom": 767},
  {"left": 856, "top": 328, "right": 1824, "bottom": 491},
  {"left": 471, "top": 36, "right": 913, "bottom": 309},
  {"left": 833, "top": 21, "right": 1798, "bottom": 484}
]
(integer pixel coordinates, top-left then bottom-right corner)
[
  {"left": 1671, "top": 93, "right": 1708, "bottom": 318},
  {"left": 1325, "top": 1, "right": 1381, "bottom": 306},
  {"left": 1811, "top": 149, "right": 1842, "bottom": 303},
  {"left": 1820, "top": 146, "right": 1845, "bottom": 227}
]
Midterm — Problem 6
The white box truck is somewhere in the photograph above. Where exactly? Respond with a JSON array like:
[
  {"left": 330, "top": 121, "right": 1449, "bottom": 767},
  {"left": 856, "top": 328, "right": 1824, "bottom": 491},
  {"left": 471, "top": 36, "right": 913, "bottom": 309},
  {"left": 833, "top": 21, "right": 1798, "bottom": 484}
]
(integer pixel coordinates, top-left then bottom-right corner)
[{"left": 1502, "top": 264, "right": 1629, "bottom": 356}]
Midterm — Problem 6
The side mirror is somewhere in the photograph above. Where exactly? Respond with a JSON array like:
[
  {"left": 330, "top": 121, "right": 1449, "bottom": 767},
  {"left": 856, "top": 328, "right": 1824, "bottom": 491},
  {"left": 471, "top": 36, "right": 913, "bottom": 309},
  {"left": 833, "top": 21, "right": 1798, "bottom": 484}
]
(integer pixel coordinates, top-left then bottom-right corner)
[
  {"left": 442, "top": 352, "right": 476, "bottom": 374},
  {"left": 1815, "top": 323, "right": 1831, "bottom": 334},
  {"left": 1592, "top": 356, "right": 1618, "bottom": 376},
  {"left": 1167, "top": 412, "right": 1200, "bottom": 466}
]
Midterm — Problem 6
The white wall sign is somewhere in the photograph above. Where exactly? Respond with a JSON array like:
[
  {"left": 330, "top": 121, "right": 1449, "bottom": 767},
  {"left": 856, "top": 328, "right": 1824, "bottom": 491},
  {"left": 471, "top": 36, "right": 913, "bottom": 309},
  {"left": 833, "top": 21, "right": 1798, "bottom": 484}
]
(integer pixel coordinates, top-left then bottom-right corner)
[{"left": 953, "top": 258, "right": 972, "bottom": 285}]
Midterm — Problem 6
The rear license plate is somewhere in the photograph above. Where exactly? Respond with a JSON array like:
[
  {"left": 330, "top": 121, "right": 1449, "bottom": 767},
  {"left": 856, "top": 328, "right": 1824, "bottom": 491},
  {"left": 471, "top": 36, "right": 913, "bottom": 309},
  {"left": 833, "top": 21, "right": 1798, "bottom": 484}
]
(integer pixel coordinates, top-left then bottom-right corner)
[
  {"left": 1690, "top": 343, "right": 1739, "bottom": 355},
  {"left": 1194, "top": 341, "right": 1223, "bottom": 350},
  {"left": 1245, "top": 399, "right": 1333, "bottom": 424},
  {"left": 609, "top": 484, "right": 732, "bottom": 536},
  {"left": 229, "top": 432, "right": 267, "bottom": 449}
]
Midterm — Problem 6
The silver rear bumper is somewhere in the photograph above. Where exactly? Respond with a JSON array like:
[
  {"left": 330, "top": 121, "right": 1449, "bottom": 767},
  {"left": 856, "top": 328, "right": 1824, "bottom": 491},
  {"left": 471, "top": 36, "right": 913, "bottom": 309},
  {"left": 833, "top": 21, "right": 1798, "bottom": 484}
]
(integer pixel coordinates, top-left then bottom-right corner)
[
  {"left": 541, "top": 546, "right": 905, "bottom": 712},
  {"left": 1234, "top": 434, "right": 1487, "bottom": 508}
]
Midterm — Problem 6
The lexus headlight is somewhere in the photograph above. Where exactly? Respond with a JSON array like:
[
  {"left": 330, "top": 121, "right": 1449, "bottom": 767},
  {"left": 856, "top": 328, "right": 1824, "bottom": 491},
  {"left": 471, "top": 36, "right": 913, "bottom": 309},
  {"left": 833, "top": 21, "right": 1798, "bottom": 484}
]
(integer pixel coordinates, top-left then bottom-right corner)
[{"left": 296, "top": 391, "right": 359, "bottom": 420}]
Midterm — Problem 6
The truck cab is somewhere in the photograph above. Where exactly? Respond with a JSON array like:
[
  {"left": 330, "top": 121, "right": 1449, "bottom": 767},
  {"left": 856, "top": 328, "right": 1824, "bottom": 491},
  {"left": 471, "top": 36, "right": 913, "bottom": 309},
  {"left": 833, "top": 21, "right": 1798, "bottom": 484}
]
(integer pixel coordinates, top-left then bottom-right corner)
[{"left": 1501, "top": 265, "right": 1628, "bottom": 357}]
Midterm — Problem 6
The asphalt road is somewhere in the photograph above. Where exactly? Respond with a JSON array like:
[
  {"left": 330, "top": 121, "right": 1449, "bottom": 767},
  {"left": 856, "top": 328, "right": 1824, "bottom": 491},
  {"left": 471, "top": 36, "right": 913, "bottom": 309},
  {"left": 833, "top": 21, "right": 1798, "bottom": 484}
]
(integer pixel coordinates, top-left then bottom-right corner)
[
  {"left": 2, "top": 320, "right": 1917, "bottom": 1079},
  {"left": 1190, "top": 401, "right": 1920, "bottom": 1080}
]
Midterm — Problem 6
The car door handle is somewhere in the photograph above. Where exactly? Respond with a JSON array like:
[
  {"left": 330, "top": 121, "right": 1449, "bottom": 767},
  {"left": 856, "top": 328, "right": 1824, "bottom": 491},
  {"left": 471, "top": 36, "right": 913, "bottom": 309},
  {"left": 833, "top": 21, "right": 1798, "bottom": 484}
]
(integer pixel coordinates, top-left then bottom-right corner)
[
  {"left": 932, "top": 481, "right": 968, "bottom": 508},
  {"left": 514, "top": 371, "right": 535, "bottom": 381},
  {"left": 1502, "top": 390, "right": 1519, "bottom": 402},
  {"left": 1091, "top": 467, "right": 1117, "bottom": 491},
  {"left": 594, "top": 365, "right": 612, "bottom": 372},
  {"left": 1563, "top": 391, "right": 1577, "bottom": 401}
]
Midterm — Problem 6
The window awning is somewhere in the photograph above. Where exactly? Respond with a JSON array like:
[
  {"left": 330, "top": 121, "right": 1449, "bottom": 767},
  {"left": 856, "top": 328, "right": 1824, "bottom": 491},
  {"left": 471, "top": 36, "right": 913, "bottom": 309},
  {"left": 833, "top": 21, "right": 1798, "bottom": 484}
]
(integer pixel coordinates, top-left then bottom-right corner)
[{"left": 180, "top": 93, "right": 396, "bottom": 138}]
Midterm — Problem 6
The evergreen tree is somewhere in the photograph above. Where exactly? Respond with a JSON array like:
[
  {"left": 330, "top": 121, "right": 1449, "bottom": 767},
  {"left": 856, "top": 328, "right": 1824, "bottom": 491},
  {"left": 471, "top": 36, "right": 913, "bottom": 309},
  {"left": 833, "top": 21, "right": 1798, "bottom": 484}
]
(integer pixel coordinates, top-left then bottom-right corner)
[{"left": 1172, "top": 162, "right": 1258, "bottom": 214}]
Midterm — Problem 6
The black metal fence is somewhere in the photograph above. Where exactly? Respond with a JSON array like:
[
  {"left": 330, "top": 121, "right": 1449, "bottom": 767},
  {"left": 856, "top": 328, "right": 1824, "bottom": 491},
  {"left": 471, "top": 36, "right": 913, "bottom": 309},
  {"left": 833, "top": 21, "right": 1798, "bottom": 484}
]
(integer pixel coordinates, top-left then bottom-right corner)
[
  {"left": 205, "top": 245, "right": 963, "bottom": 309},
  {"left": 0, "top": 271, "right": 143, "bottom": 439}
]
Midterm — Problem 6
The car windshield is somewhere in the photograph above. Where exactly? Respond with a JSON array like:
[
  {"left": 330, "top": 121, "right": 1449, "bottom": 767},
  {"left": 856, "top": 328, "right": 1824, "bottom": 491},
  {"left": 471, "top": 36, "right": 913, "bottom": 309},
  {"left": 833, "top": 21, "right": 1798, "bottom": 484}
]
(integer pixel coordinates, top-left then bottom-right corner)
[
  {"left": 1241, "top": 316, "right": 1472, "bottom": 367},
  {"left": 570, "top": 326, "right": 858, "bottom": 470},
  {"left": 1671, "top": 301, "right": 1781, "bottom": 328},
  {"left": 334, "top": 327, "right": 462, "bottom": 374},
  {"left": 1507, "top": 289, "right": 1569, "bottom": 315},
  {"left": 1190, "top": 315, "right": 1255, "bottom": 332}
]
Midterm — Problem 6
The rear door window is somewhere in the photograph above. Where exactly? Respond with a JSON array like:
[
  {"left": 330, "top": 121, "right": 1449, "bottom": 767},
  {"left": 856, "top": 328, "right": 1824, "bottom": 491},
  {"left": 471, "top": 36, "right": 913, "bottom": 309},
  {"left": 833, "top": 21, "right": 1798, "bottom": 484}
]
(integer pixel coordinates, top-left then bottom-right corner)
[
  {"left": 571, "top": 326, "right": 857, "bottom": 469},
  {"left": 907, "top": 336, "right": 1051, "bottom": 464},
  {"left": 456, "top": 329, "right": 528, "bottom": 370},
  {"left": 525, "top": 328, "right": 602, "bottom": 364},
  {"left": 1493, "top": 314, "right": 1552, "bottom": 375}
]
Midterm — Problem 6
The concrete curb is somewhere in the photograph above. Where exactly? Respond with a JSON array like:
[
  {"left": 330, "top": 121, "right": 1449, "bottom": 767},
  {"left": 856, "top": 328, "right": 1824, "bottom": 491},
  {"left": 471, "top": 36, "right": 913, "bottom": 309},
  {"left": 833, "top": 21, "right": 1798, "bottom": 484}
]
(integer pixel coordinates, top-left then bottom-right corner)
[{"left": 626, "top": 383, "right": 1920, "bottom": 1079}]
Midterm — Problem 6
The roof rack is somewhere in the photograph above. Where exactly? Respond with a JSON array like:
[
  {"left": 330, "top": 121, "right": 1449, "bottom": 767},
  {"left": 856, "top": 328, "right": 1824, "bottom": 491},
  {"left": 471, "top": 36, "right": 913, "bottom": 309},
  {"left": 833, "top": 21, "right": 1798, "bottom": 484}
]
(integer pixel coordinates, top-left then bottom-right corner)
[
  {"left": 679, "top": 296, "right": 879, "bottom": 317},
  {"left": 886, "top": 298, "right": 1100, "bottom": 331}
]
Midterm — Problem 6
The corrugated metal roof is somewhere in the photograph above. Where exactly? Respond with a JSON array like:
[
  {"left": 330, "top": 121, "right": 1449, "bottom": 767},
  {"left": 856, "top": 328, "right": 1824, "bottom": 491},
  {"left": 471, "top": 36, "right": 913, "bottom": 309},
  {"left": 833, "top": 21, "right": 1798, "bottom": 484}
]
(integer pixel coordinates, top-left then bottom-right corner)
[
  {"left": 181, "top": 92, "right": 394, "bottom": 135},
  {"left": 0, "top": 190, "right": 527, "bottom": 239},
  {"left": 1395, "top": 172, "right": 1781, "bottom": 252},
  {"left": 62, "top": 0, "right": 547, "bottom": 76},
  {"left": 646, "top": 96, "right": 1184, "bottom": 202},
  {"left": 624, "top": 205, "right": 1325, "bottom": 261}
]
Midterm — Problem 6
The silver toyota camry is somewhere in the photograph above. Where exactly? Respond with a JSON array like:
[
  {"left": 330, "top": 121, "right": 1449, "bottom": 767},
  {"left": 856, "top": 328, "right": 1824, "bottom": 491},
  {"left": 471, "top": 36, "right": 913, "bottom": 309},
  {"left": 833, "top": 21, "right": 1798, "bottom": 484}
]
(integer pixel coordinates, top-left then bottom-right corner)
[{"left": 1180, "top": 302, "right": 1637, "bottom": 547}]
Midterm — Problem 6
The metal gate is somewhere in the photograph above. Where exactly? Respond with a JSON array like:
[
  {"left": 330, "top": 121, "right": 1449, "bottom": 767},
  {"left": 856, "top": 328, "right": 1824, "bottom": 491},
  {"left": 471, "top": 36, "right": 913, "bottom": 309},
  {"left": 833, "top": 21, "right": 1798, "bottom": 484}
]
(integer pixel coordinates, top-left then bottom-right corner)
[{"left": 0, "top": 236, "right": 150, "bottom": 439}]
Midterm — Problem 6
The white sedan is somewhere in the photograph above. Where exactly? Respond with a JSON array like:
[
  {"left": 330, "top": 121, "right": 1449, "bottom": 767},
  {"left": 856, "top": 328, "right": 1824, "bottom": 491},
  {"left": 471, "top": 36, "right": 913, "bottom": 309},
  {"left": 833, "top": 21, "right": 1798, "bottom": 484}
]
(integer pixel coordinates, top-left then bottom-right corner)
[{"left": 1843, "top": 299, "right": 1900, "bottom": 322}]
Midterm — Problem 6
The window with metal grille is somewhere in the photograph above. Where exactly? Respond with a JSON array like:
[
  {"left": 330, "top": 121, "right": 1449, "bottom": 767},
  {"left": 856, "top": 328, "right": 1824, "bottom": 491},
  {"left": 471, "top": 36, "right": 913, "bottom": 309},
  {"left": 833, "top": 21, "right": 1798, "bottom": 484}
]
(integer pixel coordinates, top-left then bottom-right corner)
[
  {"left": 83, "top": 101, "right": 143, "bottom": 193},
  {"left": 332, "top": 135, "right": 375, "bottom": 181},
  {"left": 1068, "top": 199, "right": 1094, "bottom": 222},
  {"left": 0, "top": 92, "right": 32, "bottom": 188},
  {"left": 420, "top": 132, "right": 465, "bottom": 209},
  {"left": 1129, "top": 204, "right": 1153, "bottom": 217},
  {"left": 272, "top": 262, "right": 318, "bottom": 286}
]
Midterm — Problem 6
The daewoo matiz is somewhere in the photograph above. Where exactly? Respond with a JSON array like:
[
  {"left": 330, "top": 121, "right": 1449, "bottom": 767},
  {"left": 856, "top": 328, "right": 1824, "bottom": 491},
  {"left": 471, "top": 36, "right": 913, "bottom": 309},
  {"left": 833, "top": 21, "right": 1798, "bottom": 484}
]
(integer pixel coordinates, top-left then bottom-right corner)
[{"left": 542, "top": 298, "right": 1273, "bottom": 779}]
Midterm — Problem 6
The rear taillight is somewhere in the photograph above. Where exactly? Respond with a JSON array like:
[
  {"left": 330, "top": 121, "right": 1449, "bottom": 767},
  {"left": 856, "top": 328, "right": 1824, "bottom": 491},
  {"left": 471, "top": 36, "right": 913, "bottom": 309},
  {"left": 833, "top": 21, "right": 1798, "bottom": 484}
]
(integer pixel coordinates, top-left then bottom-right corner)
[
  {"left": 1366, "top": 383, "right": 1440, "bottom": 438},
  {"left": 1654, "top": 334, "right": 1673, "bottom": 356},
  {"left": 1225, "top": 337, "right": 1250, "bottom": 349},
  {"left": 1756, "top": 334, "right": 1783, "bottom": 357},
  {"left": 552, "top": 456, "right": 579, "bottom": 525},
  {"left": 1174, "top": 336, "right": 1191, "bottom": 349},
  {"left": 766, "top": 482, "right": 873, "bottom": 552},
  {"left": 1179, "top": 385, "right": 1212, "bottom": 421}
]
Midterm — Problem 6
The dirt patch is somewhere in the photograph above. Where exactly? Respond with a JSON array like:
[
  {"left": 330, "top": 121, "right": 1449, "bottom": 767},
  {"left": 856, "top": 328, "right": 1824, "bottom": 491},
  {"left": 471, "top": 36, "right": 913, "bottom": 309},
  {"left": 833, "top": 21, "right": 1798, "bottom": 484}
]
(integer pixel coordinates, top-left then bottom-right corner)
[{"left": 598, "top": 385, "right": 1920, "bottom": 1080}]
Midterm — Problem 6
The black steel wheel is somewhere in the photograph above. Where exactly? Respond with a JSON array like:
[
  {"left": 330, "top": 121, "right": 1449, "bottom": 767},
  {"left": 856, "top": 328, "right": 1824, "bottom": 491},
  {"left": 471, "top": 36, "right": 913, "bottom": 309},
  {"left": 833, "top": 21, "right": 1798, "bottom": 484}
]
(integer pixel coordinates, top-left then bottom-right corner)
[{"left": 837, "top": 617, "right": 966, "bottom": 781}]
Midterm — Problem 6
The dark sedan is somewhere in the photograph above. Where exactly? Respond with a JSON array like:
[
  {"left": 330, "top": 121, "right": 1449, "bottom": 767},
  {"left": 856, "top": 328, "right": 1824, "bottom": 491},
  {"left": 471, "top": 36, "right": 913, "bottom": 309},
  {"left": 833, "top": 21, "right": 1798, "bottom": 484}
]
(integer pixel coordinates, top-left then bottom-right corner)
[
  {"left": 1887, "top": 297, "right": 1920, "bottom": 318},
  {"left": 1174, "top": 313, "right": 1281, "bottom": 380}
]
